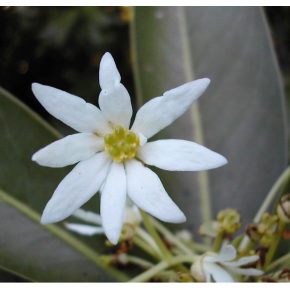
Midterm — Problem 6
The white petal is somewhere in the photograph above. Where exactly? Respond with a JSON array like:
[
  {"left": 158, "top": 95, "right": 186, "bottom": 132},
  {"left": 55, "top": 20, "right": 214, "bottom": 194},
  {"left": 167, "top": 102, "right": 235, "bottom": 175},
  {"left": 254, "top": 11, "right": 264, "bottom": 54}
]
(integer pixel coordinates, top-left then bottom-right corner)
[
  {"left": 98, "top": 53, "right": 132, "bottom": 129},
  {"left": 125, "top": 158, "right": 186, "bottom": 223},
  {"left": 138, "top": 132, "right": 147, "bottom": 146},
  {"left": 203, "top": 263, "right": 234, "bottom": 282},
  {"left": 204, "top": 245, "right": 237, "bottom": 263},
  {"left": 99, "top": 83, "right": 132, "bottom": 129},
  {"left": 72, "top": 209, "right": 102, "bottom": 225},
  {"left": 222, "top": 255, "right": 260, "bottom": 268},
  {"left": 64, "top": 223, "right": 105, "bottom": 236},
  {"left": 32, "top": 133, "right": 104, "bottom": 168},
  {"left": 41, "top": 152, "right": 112, "bottom": 224},
  {"left": 99, "top": 52, "right": 121, "bottom": 90},
  {"left": 32, "top": 83, "right": 111, "bottom": 135},
  {"left": 131, "top": 78, "right": 210, "bottom": 139},
  {"left": 226, "top": 266, "right": 263, "bottom": 276},
  {"left": 101, "top": 162, "right": 127, "bottom": 245},
  {"left": 137, "top": 139, "right": 227, "bottom": 171}
]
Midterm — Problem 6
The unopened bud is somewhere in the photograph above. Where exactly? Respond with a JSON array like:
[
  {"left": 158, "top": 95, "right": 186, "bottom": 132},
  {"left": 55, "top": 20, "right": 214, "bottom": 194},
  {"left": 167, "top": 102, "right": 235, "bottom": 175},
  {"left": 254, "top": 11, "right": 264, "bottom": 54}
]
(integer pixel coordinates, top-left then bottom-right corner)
[
  {"left": 217, "top": 209, "right": 241, "bottom": 234},
  {"left": 176, "top": 229, "right": 193, "bottom": 242},
  {"left": 277, "top": 194, "right": 290, "bottom": 223},
  {"left": 119, "top": 223, "right": 135, "bottom": 242},
  {"left": 199, "top": 220, "right": 219, "bottom": 238},
  {"left": 190, "top": 257, "right": 206, "bottom": 282}
]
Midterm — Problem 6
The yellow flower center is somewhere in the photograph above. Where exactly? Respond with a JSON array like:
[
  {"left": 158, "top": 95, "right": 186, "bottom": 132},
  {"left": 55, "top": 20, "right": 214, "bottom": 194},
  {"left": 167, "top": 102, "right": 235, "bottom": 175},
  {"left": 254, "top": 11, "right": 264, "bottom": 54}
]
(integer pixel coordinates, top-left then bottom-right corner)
[{"left": 104, "top": 125, "right": 139, "bottom": 162}]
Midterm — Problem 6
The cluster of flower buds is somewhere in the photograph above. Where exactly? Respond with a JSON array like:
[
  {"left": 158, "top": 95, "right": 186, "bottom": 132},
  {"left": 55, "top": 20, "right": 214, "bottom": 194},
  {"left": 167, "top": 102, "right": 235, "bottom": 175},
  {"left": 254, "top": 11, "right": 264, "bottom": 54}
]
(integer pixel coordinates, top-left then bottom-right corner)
[
  {"left": 246, "top": 213, "right": 279, "bottom": 247},
  {"left": 199, "top": 208, "right": 241, "bottom": 238}
]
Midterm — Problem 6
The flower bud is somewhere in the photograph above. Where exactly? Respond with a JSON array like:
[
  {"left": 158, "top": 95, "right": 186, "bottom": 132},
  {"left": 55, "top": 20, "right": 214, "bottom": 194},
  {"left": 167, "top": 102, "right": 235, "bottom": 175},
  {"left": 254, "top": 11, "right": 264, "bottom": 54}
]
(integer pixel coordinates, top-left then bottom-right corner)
[
  {"left": 217, "top": 208, "right": 241, "bottom": 234},
  {"left": 199, "top": 220, "right": 219, "bottom": 238},
  {"left": 176, "top": 229, "right": 193, "bottom": 242},
  {"left": 190, "top": 257, "right": 206, "bottom": 282},
  {"left": 277, "top": 194, "right": 290, "bottom": 223}
]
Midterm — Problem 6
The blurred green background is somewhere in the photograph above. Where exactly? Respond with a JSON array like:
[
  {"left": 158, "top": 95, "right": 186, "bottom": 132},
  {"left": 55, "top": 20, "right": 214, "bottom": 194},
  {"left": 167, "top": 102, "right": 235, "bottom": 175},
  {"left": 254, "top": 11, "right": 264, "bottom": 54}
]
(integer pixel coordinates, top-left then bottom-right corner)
[{"left": 0, "top": 6, "right": 290, "bottom": 282}]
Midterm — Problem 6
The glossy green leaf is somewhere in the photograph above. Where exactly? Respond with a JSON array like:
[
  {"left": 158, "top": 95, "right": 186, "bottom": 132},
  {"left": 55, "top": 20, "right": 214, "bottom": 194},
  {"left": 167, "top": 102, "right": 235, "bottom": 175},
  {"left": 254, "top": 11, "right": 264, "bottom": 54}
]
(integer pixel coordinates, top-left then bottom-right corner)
[
  {"left": 131, "top": 7, "right": 287, "bottom": 230},
  {"left": 0, "top": 87, "right": 127, "bottom": 281}
]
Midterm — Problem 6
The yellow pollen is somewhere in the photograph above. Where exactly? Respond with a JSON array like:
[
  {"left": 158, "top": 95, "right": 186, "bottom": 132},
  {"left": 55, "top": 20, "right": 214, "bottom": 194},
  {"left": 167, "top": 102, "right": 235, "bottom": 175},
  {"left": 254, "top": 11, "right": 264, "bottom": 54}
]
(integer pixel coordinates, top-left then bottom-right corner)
[{"left": 104, "top": 126, "right": 139, "bottom": 162}]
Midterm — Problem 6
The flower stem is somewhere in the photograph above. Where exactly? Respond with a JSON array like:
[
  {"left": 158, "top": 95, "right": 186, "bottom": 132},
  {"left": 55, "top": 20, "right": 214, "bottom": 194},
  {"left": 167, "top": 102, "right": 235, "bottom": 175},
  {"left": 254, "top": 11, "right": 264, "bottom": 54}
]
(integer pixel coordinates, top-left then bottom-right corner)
[
  {"left": 265, "top": 251, "right": 290, "bottom": 272},
  {"left": 128, "top": 255, "right": 198, "bottom": 282},
  {"left": 264, "top": 221, "right": 286, "bottom": 269},
  {"left": 129, "top": 260, "right": 169, "bottom": 282},
  {"left": 150, "top": 217, "right": 194, "bottom": 255},
  {"left": 213, "top": 233, "right": 223, "bottom": 252},
  {"left": 239, "top": 166, "right": 290, "bottom": 251},
  {"left": 127, "top": 255, "right": 154, "bottom": 269},
  {"left": 135, "top": 227, "right": 163, "bottom": 257},
  {"left": 139, "top": 209, "right": 172, "bottom": 261},
  {"left": 254, "top": 166, "right": 290, "bottom": 223},
  {"left": 132, "top": 236, "right": 161, "bottom": 260}
]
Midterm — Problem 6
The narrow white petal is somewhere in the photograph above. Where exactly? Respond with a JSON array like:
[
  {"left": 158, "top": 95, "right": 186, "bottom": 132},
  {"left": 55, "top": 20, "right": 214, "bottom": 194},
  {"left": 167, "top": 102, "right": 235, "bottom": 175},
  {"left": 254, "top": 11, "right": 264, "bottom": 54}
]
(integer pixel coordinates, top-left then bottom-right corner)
[
  {"left": 131, "top": 78, "right": 210, "bottom": 139},
  {"left": 32, "top": 133, "right": 104, "bottom": 168},
  {"left": 222, "top": 255, "right": 260, "bottom": 268},
  {"left": 101, "top": 162, "right": 127, "bottom": 245},
  {"left": 204, "top": 245, "right": 237, "bottom": 263},
  {"left": 98, "top": 53, "right": 132, "bottom": 129},
  {"left": 99, "top": 52, "right": 121, "bottom": 90},
  {"left": 72, "top": 209, "right": 102, "bottom": 225},
  {"left": 137, "top": 140, "right": 227, "bottom": 171},
  {"left": 99, "top": 83, "right": 132, "bottom": 129},
  {"left": 64, "top": 223, "right": 105, "bottom": 236},
  {"left": 203, "top": 263, "right": 234, "bottom": 282},
  {"left": 125, "top": 158, "right": 186, "bottom": 223},
  {"left": 32, "top": 83, "right": 111, "bottom": 135},
  {"left": 41, "top": 152, "right": 112, "bottom": 224},
  {"left": 226, "top": 266, "right": 263, "bottom": 276}
]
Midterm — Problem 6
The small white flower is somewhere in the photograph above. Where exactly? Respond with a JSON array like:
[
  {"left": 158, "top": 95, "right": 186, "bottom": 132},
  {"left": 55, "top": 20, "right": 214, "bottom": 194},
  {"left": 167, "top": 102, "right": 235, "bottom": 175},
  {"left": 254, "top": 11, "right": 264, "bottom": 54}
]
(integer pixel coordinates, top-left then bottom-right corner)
[
  {"left": 191, "top": 245, "right": 263, "bottom": 282},
  {"left": 32, "top": 52, "right": 227, "bottom": 245}
]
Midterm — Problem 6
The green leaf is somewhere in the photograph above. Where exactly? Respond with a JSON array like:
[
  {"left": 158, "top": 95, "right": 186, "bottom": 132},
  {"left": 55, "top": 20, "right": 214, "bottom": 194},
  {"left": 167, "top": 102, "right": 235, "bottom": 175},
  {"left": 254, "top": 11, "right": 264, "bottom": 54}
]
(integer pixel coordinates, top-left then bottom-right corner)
[
  {"left": 0, "top": 87, "right": 128, "bottom": 281},
  {"left": 131, "top": 7, "right": 287, "bottom": 229}
]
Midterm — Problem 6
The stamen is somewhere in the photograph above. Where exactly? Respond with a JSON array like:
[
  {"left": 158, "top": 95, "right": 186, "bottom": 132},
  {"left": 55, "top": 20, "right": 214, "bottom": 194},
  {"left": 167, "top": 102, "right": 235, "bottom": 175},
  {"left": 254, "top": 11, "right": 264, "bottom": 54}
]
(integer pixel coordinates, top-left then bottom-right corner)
[
  {"left": 104, "top": 126, "right": 139, "bottom": 162},
  {"left": 125, "top": 131, "right": 136, "bottom": 143},
  {"left": 115, "top": 126, "right": 125, "bottom": 140}
]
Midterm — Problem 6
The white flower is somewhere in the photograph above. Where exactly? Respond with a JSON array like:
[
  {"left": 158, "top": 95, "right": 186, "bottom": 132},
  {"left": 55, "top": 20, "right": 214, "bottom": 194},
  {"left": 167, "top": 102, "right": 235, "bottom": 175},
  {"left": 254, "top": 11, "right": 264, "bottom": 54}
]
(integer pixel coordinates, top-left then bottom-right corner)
[
  {"left": 190, "top": 245, "right": 263, "bottom": 282},
  {"left": 32, "top": 52, "right": 227, "bottom": 245}
]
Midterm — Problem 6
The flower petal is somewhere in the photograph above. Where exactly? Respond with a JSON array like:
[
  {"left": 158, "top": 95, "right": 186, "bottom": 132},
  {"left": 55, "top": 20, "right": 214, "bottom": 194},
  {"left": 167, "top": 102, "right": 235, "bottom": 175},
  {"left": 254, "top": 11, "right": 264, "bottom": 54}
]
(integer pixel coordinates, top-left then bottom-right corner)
[
  {"left": 226, "top": 266, "right": 263, "bottom": 276},
  {"left": 72, "top": 208, "right": 102, "bottom": 225},
  {"left": 125, "top": 158, "right": 186, "bottom": 223},
  {"left": 99, "top": 53, "right": 132, "bottom": 129},
  {"left": 131, "top": 78, "right": 210, "bottom": 139},
  {"left": 64, "top": 223, "right": 105, "bottom": 236},
  {"left": 41, "top": 152, "right": 112, "bottom": 224},
  {"left": 101, "top": 162, "right": 127, "bottom": 245},
  {"left": 32, "top": 83, "right": 111, "bottom": 135},
  {"left": 99, "top": 52, "right": 121, "bottom": 90},
  {"left": 203, "top": 263, "right": 235, "bottom": 282},
  {"left": 137, "top": 139, "right": 227, "bottom": 171},
  {"left": 32, "top": 133, "right": 104, "bottom": 168},
  {"left": 222, "top": 255, "right": 260, "bottom": 268},
  {"left": 204, "top": 245, "right": 237, "bottom": 263}
]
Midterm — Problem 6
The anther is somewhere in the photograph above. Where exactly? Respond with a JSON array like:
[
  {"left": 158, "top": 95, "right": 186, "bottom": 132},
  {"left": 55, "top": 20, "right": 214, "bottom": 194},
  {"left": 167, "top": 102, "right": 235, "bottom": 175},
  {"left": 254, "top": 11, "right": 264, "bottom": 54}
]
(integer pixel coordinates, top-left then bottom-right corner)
[
  {"left": 104, "top": 134, "right": 117, "bottom": 145},
  {"left": 108, "top": 145, "right": 121, "bottom": 156},
  {"left": 115, "top": 126, "right": 125, "bottom": 140},
  {"left": 125, "top": 131, "right": 136, "bottom": 143}
]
